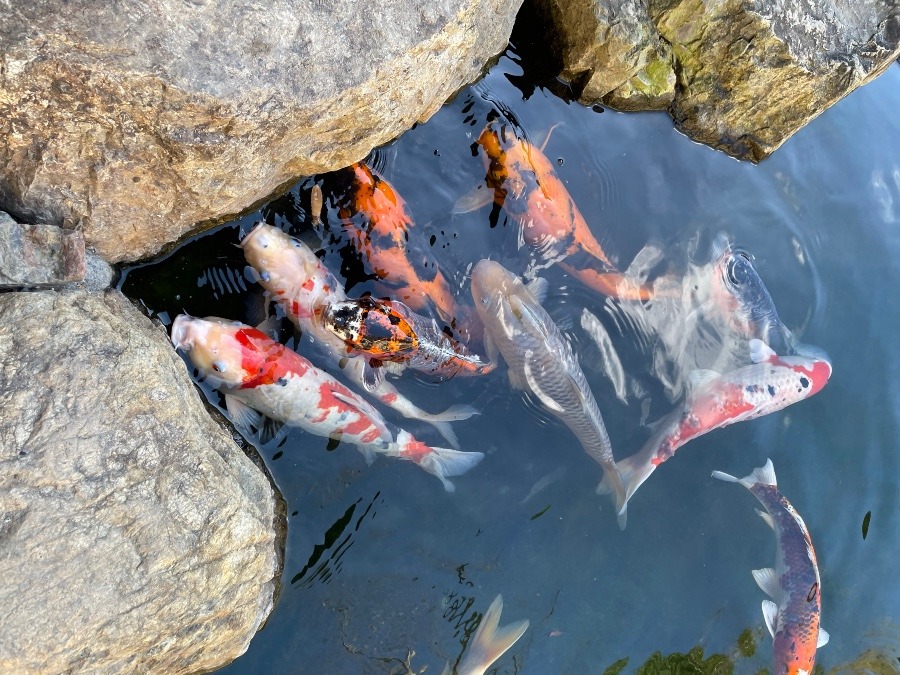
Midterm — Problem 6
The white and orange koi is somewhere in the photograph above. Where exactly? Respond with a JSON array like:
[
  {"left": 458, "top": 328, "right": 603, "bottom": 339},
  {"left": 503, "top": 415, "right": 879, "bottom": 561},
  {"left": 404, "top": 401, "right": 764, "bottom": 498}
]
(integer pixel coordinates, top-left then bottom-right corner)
[
  {"left": 614, "top": 339, "right": 831, "bottom": 510},
  {"left": 239, "top": 222, "right": 477, "bottom": 447},
  {"left": 170, "top": 315, "right": 484, "bottom": 491},
  {"left": 712, "top": 459, "right": 829, "bottom": 674}
]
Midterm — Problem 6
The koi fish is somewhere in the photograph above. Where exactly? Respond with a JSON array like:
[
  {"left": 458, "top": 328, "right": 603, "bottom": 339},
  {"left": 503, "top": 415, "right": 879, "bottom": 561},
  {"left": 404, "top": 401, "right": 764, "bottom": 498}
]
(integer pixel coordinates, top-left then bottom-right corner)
[
  {"left": 614, "top": 339, "right": 831, "bottom": 511},
  {"left": 441, "top": 595, "right": 529, "bottom": 675},
  {"left": 170, "top": 315, "right": 484, "bottom": 491},
  {"left": 470, "top": 259, "right": 628, "bottom": 528},
  {"left": 712, "top": 460, "right": 829, "bottom": 674},
  {"left": 337, "top": 162, "right": 461, "bottom": 322},
  {"left": 708, "top": 237, "right": 795, "bottom": 355},
  {"left": 322, "top": 296, "right": 495, "bottom": 378},
  {"left": 240, "top": 222, "right": 477, "bottom": 447},
  {"left": 466, "top": 120, "right": 653, "bottom": 301}
]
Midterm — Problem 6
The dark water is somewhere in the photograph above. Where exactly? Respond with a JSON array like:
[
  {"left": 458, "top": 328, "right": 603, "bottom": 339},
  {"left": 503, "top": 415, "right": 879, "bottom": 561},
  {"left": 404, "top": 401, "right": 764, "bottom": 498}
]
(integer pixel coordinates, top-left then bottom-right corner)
[{"left": 121, "top": 48, "right": 900, "bottom": 673}]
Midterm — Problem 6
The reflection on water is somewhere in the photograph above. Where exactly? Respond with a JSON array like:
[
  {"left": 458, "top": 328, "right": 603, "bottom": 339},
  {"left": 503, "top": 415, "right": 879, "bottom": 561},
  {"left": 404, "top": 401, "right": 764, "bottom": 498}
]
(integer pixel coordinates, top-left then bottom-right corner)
[{"left": 121, "top": 45, "right": 899, "bottom": 674}]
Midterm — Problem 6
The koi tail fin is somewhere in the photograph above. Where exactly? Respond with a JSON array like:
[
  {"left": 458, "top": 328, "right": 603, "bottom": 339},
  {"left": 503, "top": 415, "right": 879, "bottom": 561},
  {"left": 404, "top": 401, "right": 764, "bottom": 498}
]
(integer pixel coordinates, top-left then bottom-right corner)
[
  {"left": 599, "top": 451, "right": 658, "bottom": 526},
  {"left": 596, "top": 467, "right": 629, "bottom": 530},
  {"left": 392, "top": 431, "right": 484, "bottom": 492},
  {"left": 419, "top": 404, "right": 479, "bottom": 450},
  {"left": 712, "top": 458, "right": 777, "bottom": 490},
  {"left": 453, "top": 595, "right": 529, "bottom": 675}
]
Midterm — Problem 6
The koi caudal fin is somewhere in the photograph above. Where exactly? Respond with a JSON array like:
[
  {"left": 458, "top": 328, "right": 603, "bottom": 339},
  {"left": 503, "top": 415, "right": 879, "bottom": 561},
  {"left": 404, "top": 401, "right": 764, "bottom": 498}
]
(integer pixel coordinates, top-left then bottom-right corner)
[
  {"left": 711, "top": 458, "right": 777, "bottom": 490},
  {"left": 405, "top": 403, "right": 479, "bottom": 450},
  {"left": 390, "top": 431, "right": 484, "bottom": 492},
  {"left": 597, "top": 451, "right": 657, "bottom": 529},
  {"left": 597, "top": 467, "right": 629, "bottom": 530},
  {"left": 444, "top": 595, "right": 529, "bottom": 675}
]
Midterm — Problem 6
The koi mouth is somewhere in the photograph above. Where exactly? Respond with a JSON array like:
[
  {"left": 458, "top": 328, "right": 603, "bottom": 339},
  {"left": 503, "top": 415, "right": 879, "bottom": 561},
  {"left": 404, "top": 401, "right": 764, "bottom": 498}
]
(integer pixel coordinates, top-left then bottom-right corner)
[
  {"left": 170, "top": 315, "right": 193, "bottom": 350},
  {"left": 240, "top": 221, "right": 268, "bottom": 249}
]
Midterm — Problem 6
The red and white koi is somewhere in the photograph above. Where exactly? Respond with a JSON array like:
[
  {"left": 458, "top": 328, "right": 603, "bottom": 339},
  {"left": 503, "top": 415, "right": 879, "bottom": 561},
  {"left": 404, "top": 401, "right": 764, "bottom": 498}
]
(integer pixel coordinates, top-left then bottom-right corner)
[
  {"left": 614, "top": 339, "right": 831, "bottom": 510},
  {"left": 712, "top": 459, "right": 829, "bottom": 674},
  {"left": 240, "top": 222, "right": 477, "bottom": 447},
  {"left": 170, "top": 315, "right": 484, "bottom": 491}
]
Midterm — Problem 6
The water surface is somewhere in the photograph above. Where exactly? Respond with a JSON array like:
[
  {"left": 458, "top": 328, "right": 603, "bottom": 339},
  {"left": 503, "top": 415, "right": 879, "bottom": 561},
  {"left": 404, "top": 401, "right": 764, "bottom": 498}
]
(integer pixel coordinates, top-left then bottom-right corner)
[{"left": 122, "top": 48, "right": 900, "bottom": 673}]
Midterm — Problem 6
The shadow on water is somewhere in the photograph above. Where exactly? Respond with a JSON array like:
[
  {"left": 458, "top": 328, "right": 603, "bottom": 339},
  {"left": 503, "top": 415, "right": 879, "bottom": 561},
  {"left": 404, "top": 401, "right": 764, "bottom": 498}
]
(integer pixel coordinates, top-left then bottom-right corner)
[{"left": 120, "top": 40, "right": 900, "bottom": 675}]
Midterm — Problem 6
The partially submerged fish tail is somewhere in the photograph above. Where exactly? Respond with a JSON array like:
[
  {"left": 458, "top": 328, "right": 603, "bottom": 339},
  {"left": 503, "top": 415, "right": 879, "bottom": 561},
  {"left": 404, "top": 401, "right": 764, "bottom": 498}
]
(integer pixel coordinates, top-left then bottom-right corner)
[
  {"left": 383, "top": 398, "right": 478, "bottom": 449},
  {"left": 454, "top": 595, "right": 529, "bottom": 675},
  {"left": 600, "top": 451, "right": 657, "bottom": 524},
  {"left": 419, "top": 403, "right": 480, "bottom": 449},
  {"left": 596, "top": 466, "right": 629, "bottom": 530},
  {"left": 712, "top": 458, "right": 777, "bottom": 490},
  {"left": 394, "top": 431, "right": 484, "bottom": 492}
]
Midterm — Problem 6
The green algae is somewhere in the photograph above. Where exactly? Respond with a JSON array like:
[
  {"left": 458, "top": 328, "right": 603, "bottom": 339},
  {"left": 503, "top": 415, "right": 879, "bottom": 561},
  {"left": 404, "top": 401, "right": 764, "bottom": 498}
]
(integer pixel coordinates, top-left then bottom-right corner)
[{"left": 736, "top": 628, "right": 756, "bottom": 658}]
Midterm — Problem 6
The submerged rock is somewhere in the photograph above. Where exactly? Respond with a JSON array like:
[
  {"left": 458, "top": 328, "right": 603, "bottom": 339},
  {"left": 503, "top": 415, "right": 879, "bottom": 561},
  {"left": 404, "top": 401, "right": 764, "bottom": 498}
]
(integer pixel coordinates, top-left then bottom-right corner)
[
  {"left": 522, "top": 0, "right": 900, "bottom": 160},
  {"left": 0, "top": 0, "right": 523, "bottom": 263},
  {"left": 528, "top": 0, "right": 676, "bottom": 111},
  {"left": 0, "top": 290, "right": 279, "bottom": 673}
]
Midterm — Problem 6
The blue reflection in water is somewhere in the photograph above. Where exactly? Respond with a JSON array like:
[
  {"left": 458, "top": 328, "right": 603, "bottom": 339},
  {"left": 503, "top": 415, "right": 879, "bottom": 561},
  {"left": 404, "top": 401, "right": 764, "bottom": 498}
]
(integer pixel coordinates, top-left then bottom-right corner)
[{"left": 122, "top": 48, "right": 900, "bottom": 674}]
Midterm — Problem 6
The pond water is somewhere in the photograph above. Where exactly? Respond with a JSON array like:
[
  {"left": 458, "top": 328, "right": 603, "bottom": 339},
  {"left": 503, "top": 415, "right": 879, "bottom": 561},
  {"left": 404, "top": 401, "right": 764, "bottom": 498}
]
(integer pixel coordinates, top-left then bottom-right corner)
[{"left": 121, "top": 45, "right": 900, "bottom": 674}]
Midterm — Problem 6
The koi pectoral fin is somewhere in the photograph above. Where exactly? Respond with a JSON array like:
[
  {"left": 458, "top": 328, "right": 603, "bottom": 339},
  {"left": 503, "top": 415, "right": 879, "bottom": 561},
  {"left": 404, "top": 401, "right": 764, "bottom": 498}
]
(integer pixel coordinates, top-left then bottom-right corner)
[
  {"left": 761, "top": 599, "right": 778, "bottom": 638},
  {"left": 453, "top": 184, "right": 497, "bottom": 214},
  {"left": 751, "top": 567, "right": 780, "bottom": 600}
]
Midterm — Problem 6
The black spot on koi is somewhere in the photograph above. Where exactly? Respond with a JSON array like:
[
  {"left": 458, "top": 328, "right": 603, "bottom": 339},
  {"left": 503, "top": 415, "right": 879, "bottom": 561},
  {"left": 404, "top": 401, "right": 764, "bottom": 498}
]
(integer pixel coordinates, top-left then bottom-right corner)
[{"left": 807, "top": 582, "right": 818, "bottom": 602}]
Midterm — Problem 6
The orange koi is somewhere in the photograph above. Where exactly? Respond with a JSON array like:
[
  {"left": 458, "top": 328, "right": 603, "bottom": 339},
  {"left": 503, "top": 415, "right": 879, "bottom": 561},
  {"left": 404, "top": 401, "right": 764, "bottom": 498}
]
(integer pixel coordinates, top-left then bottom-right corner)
[
  {"left": 339, "top": 163, "right": 461, "bottom": 322},
  {"left": 474, "top": 120, "right": 653, "bottom": 301}
]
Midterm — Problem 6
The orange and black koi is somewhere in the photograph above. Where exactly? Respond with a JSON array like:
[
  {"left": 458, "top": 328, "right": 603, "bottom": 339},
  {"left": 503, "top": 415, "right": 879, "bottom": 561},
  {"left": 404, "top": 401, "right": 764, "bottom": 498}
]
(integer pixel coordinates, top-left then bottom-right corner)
[
  {"left": 475, "top": 120, "right": 653, "bottom": 301},
  {"left": 338, "top": 163, "right": 460, "bottom": 322},
  {"left": 323, "top": 296, "right": 495, "bottom": 378}
]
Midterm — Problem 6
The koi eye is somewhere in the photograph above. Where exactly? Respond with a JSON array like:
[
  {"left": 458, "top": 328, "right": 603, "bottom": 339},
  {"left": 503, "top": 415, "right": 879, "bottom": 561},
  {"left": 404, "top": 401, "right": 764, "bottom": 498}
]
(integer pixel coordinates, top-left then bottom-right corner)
[
  {"left": 291, "top": 240, "right": 301, "bottom": 248},
  {"left": 726, "top": 259, "right": 741, "bottom": 286},
  {"left": 211, "top": 361, "right": 227, "bottom": 373},
  {"left": 260, "top": 270, "right": 271, "bottom": 282}
]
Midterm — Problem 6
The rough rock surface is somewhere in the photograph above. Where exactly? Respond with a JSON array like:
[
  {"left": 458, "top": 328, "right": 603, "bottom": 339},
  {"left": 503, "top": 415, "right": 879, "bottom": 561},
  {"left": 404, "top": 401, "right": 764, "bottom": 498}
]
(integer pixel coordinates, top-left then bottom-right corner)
[
  {"left": 530, "top": 0, "right": 676, "bottom": 111},
  {"left": 525, "top": 0, "right": 900, "bottom": 160},
  {"left": 0, "top": 290, "right": 278, "bottom": 673},
  {"left": 653, "top": 0, "right": 900, "bottom": 161},
  {"left": 0, "top": 0, "right": 523, "bottom": 264},
  {"left": 0, "top": 211, "right": 85, "bottom": 288}
]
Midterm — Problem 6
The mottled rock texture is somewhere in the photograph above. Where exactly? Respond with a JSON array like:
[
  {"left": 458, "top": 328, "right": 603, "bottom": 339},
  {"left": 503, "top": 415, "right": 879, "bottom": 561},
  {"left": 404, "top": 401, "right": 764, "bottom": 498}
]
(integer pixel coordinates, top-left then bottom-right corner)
[
  {"left": 525, "top": 0, "right": 900, "bottom": 160},
  {"left": 654, "top": 0, "right": 900, "bottom": 161},
  {"left": 0, "top": 211, "right": 85, "bottom": 288},
  {"left": 530, "top": 0, "right": 676, "bottom": 111},
  {"left": 0, "top": 290, "right": 278, "bottom": 673},
  {"left": 0, "top": 0, "right": 523, "bottom": 263}
]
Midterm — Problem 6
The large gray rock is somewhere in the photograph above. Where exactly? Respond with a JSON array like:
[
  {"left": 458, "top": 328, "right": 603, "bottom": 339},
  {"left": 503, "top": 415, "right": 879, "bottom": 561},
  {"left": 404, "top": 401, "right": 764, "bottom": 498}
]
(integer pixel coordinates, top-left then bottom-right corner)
[
  {"left": 0, "top": 0, "right": 523, "bottom": 264},
  {"left": 0, "top": 290, "right": 279, "bottom": 673},
  {"left": 524, "top": 0, "right": 900, "bottom": 161}
]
